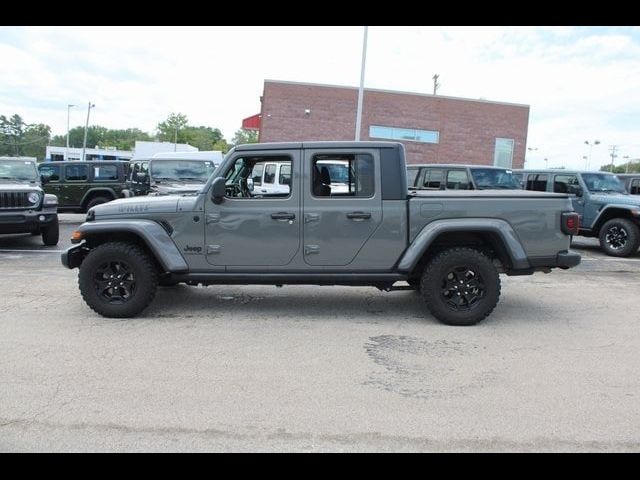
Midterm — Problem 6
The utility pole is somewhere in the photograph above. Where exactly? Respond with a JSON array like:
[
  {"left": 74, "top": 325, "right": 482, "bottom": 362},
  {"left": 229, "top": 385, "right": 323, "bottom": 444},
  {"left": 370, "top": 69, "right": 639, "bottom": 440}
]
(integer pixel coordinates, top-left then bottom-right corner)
[
  {"left": 354, "top": 26, "right": 368, "bottom": 142},
  {"left": 66, "top": 104, "right": 75, "bottom": 160},
  {"left": 609, "top": 145, "right": 619, "bottom": 173},
  {"left": 432, "top": 74, "right": 440, "bottom": 95}
]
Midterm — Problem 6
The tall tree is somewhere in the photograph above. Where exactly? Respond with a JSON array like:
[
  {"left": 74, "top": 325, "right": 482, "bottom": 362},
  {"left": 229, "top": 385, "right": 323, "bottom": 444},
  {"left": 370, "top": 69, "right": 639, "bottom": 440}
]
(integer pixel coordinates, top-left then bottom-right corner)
[
  {"left": 231, "top": 128, "right": 258, "bottom": 146},
  {"left": 156, "top": 113, "right": 189, "bottom": 144},
  {"left": 0, "top": 114, "right": 51, "bottom": 160}
]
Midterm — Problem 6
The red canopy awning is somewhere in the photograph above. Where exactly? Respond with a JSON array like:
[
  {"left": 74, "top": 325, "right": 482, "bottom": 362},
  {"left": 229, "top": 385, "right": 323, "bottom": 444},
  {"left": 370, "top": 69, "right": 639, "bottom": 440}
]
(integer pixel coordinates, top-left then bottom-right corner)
[{"left": 242, "top": 114, "right": 261, "bottom": 131}]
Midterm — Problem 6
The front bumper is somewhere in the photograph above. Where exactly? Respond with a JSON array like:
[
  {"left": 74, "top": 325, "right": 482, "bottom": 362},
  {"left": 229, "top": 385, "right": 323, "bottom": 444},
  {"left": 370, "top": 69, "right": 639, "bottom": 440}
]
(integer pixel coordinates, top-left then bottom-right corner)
[
  {"left": 61, "top": 241, "right": 87, "bottom": 269},
  {"left": 0, "top": 212, "right": 57, "bottom": 234}
]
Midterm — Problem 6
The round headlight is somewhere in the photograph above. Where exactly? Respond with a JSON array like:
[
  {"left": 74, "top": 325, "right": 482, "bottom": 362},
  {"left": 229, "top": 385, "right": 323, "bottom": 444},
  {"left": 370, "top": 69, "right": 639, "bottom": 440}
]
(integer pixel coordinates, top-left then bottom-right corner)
[{"left": 28, "top": 192, "right": 41, "bottom": 204}]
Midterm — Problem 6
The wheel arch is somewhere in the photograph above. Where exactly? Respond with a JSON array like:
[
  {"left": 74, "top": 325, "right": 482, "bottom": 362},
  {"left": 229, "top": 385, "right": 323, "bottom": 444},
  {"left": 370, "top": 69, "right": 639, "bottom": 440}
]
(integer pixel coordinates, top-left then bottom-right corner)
[
  {"left": 397, "top": 218, "right": 530, "bottom": 277},
  {"left": 80, "top": 188, "right": 117, "bottom": 210},
  {"left": 592, "top": 207, "right": 639, "bottom": 235},
  {"left": 74, "top": 220, "right": 188, "bottom": 273}
]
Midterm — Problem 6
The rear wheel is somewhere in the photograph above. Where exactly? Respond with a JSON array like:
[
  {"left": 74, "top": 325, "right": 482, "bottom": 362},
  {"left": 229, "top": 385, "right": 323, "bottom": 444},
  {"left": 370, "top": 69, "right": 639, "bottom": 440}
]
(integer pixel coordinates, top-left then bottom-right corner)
[
  {"left": 78, "top": 242, "right": 158, "bottom": 318},
  {"left": 420, "top": 247, "right": 501, "bottom": 326},
  {"left": 41, "top": 216, "right": 59, "bottom": 246},
  {"left": 599, "top": 218, "right": 640, "bottom": 257}
]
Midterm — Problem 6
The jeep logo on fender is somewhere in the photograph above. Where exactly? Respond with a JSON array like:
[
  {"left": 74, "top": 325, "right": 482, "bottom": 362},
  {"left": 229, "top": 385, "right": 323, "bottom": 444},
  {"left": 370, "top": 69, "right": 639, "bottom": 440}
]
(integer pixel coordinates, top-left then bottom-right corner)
[{"left": 184, "top": 245, "right": 202, "bottom": 254}]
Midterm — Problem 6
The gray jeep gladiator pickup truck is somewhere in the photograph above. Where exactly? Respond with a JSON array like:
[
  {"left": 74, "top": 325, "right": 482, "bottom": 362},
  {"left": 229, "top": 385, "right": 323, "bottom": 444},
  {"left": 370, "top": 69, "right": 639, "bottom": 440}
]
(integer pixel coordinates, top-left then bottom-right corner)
[{"left": 62, "top": 142, "right": 580, "bottom": 325}]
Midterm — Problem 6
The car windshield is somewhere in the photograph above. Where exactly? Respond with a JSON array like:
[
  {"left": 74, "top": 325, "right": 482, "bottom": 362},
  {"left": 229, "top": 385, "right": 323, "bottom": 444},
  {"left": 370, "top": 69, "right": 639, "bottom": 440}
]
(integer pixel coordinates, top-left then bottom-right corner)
[
  {"left": 470, "top": 168, "right": 521, "bottom": 189},
  {"left": 150, "top": 160, "right": 216, "bottom": 182},
  {"left": 0, "top": 161, "right": 38, "bottom": 181},
  {"left": 582, "top": 173, "right": 626, "bottom": 194}
]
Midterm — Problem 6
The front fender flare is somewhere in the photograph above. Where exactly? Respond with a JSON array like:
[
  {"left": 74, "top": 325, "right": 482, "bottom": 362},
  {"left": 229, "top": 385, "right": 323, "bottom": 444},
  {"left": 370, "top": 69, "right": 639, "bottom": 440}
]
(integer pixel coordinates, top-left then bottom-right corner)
[
  {"left": 397, "top": 218, "right": 530, "bottom": 273},
  {"left": 72, "top": 219, "right": 188, "bottom": 272}
]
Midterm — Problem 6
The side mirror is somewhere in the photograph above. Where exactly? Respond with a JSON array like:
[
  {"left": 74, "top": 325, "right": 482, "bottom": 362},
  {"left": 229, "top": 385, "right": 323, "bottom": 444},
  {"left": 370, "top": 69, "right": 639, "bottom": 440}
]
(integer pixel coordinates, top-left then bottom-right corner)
[
  {"left": 211, "top": 177, "right": 226, "bottom": 204},
  {"left": 567, "top": 185, "right": 583, "bottom": 197},
  {"left": 247, "top": 178, "right": 254, "bottom": 192},
  {"left": 40, "top": 174, "right": 51, "bottom": 185}
]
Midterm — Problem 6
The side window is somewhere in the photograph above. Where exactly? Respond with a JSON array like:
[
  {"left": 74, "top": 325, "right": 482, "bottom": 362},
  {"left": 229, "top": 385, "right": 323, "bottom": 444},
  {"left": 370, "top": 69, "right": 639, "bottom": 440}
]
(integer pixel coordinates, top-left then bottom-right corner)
[
  {"left": 446, "top": 170, "right": 471, "bottom": 190},
  {"left": 264, "top": 164, "right": 276, "bottom": 184},
  {"left": 630, "top": 179, "right": 640, "bottom": 195},
  {"left": 65, "top": 164, "right": 88, "bottom": 182},
  {"left": 311, "top": 153, "right": 374, "bottom": 198},
  {"left": 251, "top": 164, "right": 264, "bottom": 186},
  {"left": 279, "top": 164, "right": 291, "bottom": 186},
  {"left": 141, "top": 162, "right": 149, "bottom": 174},
  {"left": 526, "top": 174, "right": 548, "bottom": 192},
  {"left": 222, "top": 155, "right": 292, "bottom": 199},
  {"left": 422, "top": 169, "right": 443, "bottom": 189},
  {"left": 39, "top": 164, "right": 61, "bottom": 181},
  {"left": 553, "top": 174, "right": 579, "bottom": 194},
  {"left": 131, "top": 162, "right": 140, "bottom": 181},
  {"left": 94, "top": 164, "right": 118, "bottom": 181},
  {"left": 406, "top": 168, "right": 420, "bottom": 187}
]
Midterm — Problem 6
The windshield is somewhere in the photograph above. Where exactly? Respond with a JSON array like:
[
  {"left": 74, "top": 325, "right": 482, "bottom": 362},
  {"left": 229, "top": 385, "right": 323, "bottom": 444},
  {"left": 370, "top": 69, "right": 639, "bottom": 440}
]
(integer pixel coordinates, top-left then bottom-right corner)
[
  {"left": 0, "top": 160, "right": 38, "bottom": 181},
  {"left": 470, "top": 168, "right": 522, "bottom": 189},
  {"left": 150, "top": 160, "right": 216, "bottom": 182},
  {"left": 582, "top": 173, "right": 626, "bottom": 194}
]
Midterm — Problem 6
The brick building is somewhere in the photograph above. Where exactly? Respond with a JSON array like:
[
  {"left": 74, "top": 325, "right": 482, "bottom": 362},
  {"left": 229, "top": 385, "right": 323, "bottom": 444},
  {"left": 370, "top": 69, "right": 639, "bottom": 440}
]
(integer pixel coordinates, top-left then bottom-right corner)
[{"left": 251, "top": 80, "right": 530, "bottom": 167}]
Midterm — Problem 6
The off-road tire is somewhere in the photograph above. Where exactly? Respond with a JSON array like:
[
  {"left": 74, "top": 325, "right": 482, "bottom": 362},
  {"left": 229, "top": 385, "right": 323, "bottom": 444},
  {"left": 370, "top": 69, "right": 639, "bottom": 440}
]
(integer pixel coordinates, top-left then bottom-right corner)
[
  {"left": 420, "top": 247, "right": 501, "bottom": 326},
  {"left": 85, "top": 196, "right": 112, "bottom": 212},
  {"left": 79, "top": 242, "right": 159, "bottom": 318},
  {"left": 41, "top": 216, "right": 59, "bottom": 246},
  {"left": 599, "top": 218, "right": 640, "bottom": 257}
]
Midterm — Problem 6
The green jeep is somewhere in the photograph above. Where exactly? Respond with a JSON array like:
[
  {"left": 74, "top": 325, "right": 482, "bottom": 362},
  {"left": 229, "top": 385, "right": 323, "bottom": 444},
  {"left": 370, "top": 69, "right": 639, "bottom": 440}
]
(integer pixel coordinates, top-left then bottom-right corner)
[{"left": 38, "top": 161, "right": 129, "bottom": 213}]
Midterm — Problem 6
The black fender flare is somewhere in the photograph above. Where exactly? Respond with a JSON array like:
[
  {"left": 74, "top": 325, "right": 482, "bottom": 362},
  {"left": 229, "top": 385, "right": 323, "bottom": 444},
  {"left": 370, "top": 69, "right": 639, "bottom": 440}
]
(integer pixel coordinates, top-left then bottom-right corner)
[{"left": 396, "top": 218, "right": 530, "bottom": 273}]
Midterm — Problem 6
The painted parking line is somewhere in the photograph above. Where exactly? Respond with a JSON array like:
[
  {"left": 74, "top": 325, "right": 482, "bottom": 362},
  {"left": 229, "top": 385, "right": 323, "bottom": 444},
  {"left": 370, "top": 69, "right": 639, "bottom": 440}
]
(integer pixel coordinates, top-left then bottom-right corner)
[
  {"left": 580, "top": 257, "right": 640, "bottom": 262},
  {"left": 0, "top": 249, "right": 65, "bottom": 254}
]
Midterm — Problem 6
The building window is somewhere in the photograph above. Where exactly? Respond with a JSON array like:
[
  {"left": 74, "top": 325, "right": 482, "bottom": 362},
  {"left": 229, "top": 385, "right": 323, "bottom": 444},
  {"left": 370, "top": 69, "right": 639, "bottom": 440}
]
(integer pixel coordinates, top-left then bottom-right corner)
[
  {"left": 369, "top": 125, "right": 439, "bottom": 144},
  {"left": 494, "top": 138, "right": 514, "bottom": 168}
]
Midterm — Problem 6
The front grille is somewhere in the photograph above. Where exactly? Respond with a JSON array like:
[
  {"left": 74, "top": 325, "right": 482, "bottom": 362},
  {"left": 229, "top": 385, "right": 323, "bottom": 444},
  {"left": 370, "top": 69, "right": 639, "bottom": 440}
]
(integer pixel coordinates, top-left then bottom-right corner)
[{"left": 0, "top": 192, "right": 30, "bottom": 209}]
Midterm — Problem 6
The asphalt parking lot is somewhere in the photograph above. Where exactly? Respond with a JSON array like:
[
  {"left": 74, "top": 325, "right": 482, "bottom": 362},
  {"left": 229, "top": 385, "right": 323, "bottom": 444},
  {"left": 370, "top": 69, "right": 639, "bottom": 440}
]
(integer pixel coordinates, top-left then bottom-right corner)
[{"left": 0, "top": 214, "right": 639, "bottom": 452}]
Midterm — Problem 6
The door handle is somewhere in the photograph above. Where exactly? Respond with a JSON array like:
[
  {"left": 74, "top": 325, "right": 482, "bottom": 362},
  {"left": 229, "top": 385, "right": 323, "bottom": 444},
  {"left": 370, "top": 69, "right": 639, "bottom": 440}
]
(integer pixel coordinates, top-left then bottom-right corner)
[
  {"left": 271, "top": 212, "right": 295, "bottom": 221},
  {"left": 346, "top": 211, "right": 371, "bottom": 220}
]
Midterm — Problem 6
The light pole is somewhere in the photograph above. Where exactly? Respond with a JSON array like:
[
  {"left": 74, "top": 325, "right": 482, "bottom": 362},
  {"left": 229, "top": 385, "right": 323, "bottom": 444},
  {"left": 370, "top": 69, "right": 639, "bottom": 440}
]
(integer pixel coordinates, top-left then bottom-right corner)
[
  {"left": 582, "top": 155, "right": 588, "bottom": 170},
  {"left": 584, "top": 140, "right": 600, "bottom": 170},
  {"left": 81, "top": 101, "right": 95, "bottom": 162},
  {"left": 623, "top": 155, "right": 630, "bottom": 174},
  {"left": 354, "top": 25, "right": 368, "bottom": 141},
  {"left": 66, "top": 104, "right": 76, "bottom": 160},
  {"left": 544, "top": 158, "right": 549, "bottom": 169}
]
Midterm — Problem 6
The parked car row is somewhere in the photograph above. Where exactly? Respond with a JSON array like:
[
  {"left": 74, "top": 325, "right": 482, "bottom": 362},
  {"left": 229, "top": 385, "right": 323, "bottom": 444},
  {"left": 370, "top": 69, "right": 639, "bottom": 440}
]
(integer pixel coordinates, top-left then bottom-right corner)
[{"left": 407, "top": 163, "right": 640, "bottom": 258}]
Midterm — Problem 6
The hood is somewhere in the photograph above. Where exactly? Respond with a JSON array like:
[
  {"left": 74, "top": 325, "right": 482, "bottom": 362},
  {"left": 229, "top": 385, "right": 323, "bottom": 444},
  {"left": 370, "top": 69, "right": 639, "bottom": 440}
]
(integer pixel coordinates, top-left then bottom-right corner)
[
  {"left": 590, "top": 193, "right": 640, "bottom": 207},
  {"left": 150, "top": 181, "right": 205, "bottom": 195},
  {"left": 91, "top": 195, "right": 181, "bottom": 217},
  {"left": 0, "top": 183, "right": 41, "bottom": 192}
]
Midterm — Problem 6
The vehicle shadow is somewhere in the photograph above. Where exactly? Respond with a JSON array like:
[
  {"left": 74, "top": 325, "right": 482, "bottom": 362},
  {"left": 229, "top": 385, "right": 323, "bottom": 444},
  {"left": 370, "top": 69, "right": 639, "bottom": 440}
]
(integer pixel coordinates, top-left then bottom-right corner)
[{"left": 140, "top": 285, "right": 437, "bottom": 325}]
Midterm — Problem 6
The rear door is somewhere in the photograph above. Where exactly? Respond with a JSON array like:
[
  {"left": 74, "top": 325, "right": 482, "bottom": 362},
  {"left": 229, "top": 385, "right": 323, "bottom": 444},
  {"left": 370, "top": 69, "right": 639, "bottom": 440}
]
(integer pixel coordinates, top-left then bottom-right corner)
[
  {"left": 61, "top": 163, "right": 89, "bottom": 208},
  {"left": 302, "top": 148, "right": 382, "bottom": 267}
]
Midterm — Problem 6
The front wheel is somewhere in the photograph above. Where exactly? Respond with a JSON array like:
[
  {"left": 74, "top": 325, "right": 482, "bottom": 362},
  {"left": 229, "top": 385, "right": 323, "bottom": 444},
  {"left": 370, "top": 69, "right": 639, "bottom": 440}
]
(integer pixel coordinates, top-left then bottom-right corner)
[
  {"left": 599, "top": 218, "right": 640, "bottom": 257},
  {"left": 420, "top": 247, "right": 501, "bottom": 326},
  {"left": 78, "top": 242, "right": 159, "bottom": 318},
  {"left": 41, "top": 216, "right": 59, "bottom": 246}
]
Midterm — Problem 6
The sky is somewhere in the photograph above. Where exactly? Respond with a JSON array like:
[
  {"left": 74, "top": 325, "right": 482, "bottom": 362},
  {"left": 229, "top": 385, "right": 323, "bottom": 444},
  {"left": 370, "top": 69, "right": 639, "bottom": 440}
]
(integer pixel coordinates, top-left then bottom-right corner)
[{"left": 1, "top": 25, "right": 639, "bottom": 170}]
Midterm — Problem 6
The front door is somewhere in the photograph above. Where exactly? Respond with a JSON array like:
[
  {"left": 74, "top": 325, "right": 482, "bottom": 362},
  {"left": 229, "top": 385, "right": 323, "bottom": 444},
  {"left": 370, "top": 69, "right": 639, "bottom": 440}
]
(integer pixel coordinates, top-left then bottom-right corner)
[
  {"left": 302, "top": 149, "right": 382, "bottom": 267},
  {"left": 61, "top": 163, "right": 90, "bottom": 208},
  {"left": 205, "top": 150, "right": 301, "bottom": 267}
]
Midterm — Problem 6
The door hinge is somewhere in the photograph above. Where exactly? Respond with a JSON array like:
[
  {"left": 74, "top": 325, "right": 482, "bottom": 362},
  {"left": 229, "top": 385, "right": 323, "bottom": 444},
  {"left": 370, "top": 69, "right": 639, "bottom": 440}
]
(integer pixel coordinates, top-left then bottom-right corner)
[
  {"left": 206, "top": 245, "right": 221, "bottom": 254},
  {"left": 206, "top": 214, "right": 221, "bottom": 224},
  {"left": 304, "top": 213, "right": 320, "bottom": 223},
  {"left": 304, "top": 245, "right": 320, "bottom": 255}
]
